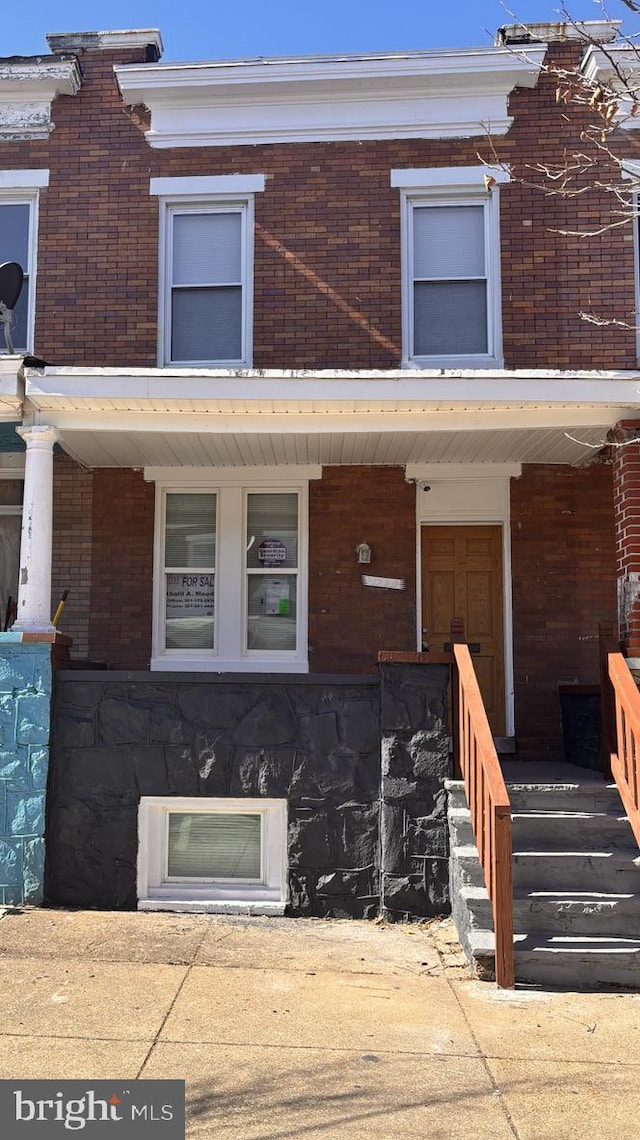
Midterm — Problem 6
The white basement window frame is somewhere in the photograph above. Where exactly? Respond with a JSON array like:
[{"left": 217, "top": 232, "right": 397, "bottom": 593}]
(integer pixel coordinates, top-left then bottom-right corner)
[
  {"left": 147, "top": 466, "right": 319, "bottom": 673},
  {"left": 0, "top": 170, "right": 49, "bottom": 355},
  {"left": 391, "top": 166, "right": 509, "bottom": 370},
  {"left": 151, "top": 174, "right": 266, "bottom": 368},
  {"left": 137, "top": 796, "right": 288, "bottom": 913}
]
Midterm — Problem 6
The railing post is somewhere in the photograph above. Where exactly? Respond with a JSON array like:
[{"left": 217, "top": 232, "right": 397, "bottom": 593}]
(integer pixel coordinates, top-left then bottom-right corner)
[
  {"left": 493, "top": 807, "right": 515, "bottom": 988},
  {"left": 599, "top": 621, "right": 617, "bottom": 779},
  {"left": 451, "top": 618, "right": 465, "bottom": 779}
]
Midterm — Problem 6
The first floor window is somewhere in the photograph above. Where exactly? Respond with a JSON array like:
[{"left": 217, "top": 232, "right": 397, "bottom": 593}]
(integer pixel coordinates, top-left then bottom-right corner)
[
  {"left": 137, "top": 797, "right": 288, "bottom": 913},
  {"left": 151, "top": 474, "right": 311, "bottom": 672}
]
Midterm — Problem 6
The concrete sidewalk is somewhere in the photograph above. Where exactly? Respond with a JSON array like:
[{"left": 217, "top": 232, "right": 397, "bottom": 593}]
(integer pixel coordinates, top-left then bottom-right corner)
[{"left": 0, "top": 910, "right": 638, "bottom": 1138}]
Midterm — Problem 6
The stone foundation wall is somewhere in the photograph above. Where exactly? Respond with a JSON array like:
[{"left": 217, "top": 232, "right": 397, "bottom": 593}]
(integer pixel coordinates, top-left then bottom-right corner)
[
  {"left": 0, "top": 636, "right": 52, "bottom": 904},
  {"left": 47, "top": 665, "right": 451, "bottom": 920}
]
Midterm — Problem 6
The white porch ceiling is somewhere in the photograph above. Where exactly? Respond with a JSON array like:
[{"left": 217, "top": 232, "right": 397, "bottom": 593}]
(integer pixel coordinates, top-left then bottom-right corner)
[{"left": 55, "top": 425, "right": 615, "bottom": 468}]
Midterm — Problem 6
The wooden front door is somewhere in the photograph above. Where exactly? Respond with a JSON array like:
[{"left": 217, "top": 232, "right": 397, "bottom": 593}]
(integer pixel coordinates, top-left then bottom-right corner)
[{"left": 421, "top": 525, "right": 506, "bottom": 736}]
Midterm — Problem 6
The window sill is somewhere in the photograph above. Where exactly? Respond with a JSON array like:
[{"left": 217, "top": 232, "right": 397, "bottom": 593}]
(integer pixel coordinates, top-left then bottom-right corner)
[
  {"left": 150, "top": 655, "right": 309, "bottom": 673},
  {"left": 138, "top": 898, "right": 286, "bottom": 915},
  {"left": 402, "top": 354, "right": 504, "bottom": 370}
]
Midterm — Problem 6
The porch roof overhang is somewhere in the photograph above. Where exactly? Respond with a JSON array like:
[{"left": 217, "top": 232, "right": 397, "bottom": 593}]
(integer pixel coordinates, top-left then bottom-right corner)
[
  {"left": 0, "top": 356, "right": 24, "bottom": 419},
  {"left": 23, "top": 365, "right": 640, "bottom": 469}
]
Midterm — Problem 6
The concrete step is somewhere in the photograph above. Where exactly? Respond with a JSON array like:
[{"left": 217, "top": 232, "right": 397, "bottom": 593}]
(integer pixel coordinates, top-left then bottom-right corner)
[
  {"left": 459, "top": 884, "right": 640, "bottom": 937},
  {"left": 513, "top": 933, "right": 640, "bottom": 989},
  {"left": 453, "top": 845, "right": 640, "bottom": 893},
  {"left": 447, "top": 778, "right": 623, "bottom": 815},
  {"left": 448, "top": 806, "right": 634, "bottom": 851}
]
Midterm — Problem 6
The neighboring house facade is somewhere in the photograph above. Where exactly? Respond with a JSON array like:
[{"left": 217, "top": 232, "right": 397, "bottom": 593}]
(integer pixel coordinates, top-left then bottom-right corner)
[{"left": 0, "top": 20, "right": 638, "bottom": 918}]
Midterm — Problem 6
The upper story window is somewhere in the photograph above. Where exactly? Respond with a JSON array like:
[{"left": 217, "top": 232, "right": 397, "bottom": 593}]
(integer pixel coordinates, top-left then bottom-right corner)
[
  {"left": 150, "top": 174, "right": 266, "bottom": 368},
  {"left": 0, "top": 170, "right": 49, "bottom": 354},
  {"left": 391, "top": 166, "right": 510, "bottom": 369}
]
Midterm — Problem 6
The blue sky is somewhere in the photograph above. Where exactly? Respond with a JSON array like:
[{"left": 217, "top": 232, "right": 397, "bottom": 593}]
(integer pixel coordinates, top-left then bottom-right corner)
[{"left": 7, "top": 1, "right": 637, "bottom": 60}]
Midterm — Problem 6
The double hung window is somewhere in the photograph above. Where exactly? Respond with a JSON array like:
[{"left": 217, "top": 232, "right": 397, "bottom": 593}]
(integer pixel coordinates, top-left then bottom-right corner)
[
  {"left": 392, "top": 166, "right": 508, "bottom": 368},
  {"left": 0, "top": 171, "right": 48, "bottom": 354},
  {"left": 151, "top": 174, "right": 265, "bottom": 367}
]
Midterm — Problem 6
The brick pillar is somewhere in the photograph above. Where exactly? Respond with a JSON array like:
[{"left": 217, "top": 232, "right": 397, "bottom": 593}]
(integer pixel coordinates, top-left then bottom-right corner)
[{"left": 613, "top": 420, "right": 640, "bottom": 656}]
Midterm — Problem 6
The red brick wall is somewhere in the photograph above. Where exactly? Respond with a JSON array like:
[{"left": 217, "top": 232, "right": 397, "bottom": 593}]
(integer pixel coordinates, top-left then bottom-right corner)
[
  {"left": 612, "top": 420, "right": 640, "bottom": 653},
  {"left": 308, "top": 467, "right": 416, "bottom": 672},
  {"left": 88, "top": 468, "right": 155, "bottom": 668},
  {"left": 0, "top": 39, "right": 633, "bottom": 371},
  {"left": 510, "top": 463, "right": 617, "bottom": 760},
  {"left": 51, "top": 454, "right": 93, "bottom": 656}
]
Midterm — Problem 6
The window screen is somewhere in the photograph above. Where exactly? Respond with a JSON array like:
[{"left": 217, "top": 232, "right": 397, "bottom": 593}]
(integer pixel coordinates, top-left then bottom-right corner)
[
  {"left": 167, "top": 812, "right": 261, "bottom": 879},
  {"left": 170, "top": 210, "right": 243, "bottom": 363},
  {"left": 412, "top": 203, "right": 488, "bottom": 357}
]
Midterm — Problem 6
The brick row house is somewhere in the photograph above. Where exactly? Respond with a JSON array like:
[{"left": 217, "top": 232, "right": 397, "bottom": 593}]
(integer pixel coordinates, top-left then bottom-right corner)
[{"left": 0, "top": 20, "right": 639, "bottom": 967}]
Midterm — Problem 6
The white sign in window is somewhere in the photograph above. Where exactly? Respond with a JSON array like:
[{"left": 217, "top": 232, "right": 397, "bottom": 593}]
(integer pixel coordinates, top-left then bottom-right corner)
[{"left": 246, "top": 492, "right": 299, "bottom": 652}]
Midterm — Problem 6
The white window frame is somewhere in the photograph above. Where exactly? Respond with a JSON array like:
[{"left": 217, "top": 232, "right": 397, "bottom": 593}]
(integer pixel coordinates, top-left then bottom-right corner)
[
  {"left": 0, "top": 170, "right": 49, "bottom": 355},
  {"left": 137, "top": 796, "right": 288, "bottom": 914},
  {"left": 147, "top": 465, "right": 320, "bottom": 673},
  {"left": 152, "top": 175, "right": 266, "bottom": 369},
  {"left": 392, "top": 166, "right": 508, "bottom": 370}
]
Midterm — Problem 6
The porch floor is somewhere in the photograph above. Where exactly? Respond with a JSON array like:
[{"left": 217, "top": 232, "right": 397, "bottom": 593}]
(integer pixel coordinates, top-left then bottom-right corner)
[{"left": 500, "top": 761, "right": 609, "bottom": 786}]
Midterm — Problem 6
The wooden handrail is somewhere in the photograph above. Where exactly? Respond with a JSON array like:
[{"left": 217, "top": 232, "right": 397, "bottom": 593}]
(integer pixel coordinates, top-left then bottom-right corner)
[
  {"left": 451, "top": 619, "right": 514, "bottom": 988},
  {"left": 599, "top": 622, "right": 640, "bottom": 847}
]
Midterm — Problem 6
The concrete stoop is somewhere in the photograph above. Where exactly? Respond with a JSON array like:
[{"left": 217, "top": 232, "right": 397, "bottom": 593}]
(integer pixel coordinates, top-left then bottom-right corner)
[{"left": 447, "top": 772, "right": 640, "bottom": 988}]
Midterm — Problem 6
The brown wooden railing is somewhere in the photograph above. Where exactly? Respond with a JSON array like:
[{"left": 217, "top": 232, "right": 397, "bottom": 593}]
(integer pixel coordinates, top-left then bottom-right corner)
[
  {"left": 599, "top": 622, "right": 640, "bottom": 847},
  {"left": 451, "top": 620, "right": 514, "bottom": 988}
]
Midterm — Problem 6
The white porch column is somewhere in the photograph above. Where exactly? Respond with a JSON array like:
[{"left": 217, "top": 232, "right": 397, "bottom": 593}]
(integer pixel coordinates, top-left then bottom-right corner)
[{"left": 13, "top": 425, "right": 58, "bottom": 633}]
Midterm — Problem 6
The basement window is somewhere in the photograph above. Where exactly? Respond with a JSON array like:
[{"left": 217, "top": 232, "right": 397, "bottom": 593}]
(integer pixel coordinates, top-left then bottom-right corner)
[{"left": 137, "top": 796, "right": 288, "bottom": 913}]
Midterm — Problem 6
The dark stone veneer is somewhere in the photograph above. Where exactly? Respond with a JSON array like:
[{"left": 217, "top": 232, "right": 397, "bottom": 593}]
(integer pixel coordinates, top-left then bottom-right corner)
[{"left": 46, "top": 665, "right": 450, "bottom": 920}]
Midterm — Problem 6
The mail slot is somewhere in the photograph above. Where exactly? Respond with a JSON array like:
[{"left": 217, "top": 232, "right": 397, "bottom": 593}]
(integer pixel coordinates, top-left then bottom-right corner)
[{"left": 444, "top": 642, "right": 481, "bottom": 654}]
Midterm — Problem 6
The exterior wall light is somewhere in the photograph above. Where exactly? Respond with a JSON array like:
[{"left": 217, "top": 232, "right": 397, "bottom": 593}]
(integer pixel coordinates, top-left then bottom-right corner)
[{"left": 356, "top": 542, "right": 371, "bottom": 564}]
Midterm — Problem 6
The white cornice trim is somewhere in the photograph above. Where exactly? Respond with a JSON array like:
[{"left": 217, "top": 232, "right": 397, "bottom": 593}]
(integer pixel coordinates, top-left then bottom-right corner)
[
  {"left": 498, "top": 20, "right": 619, "bottom": 45},
  {"left": 150, "top": 174, "right": 266, "bottom": 196},
  {"left": 115, "top": 45, "right": 546, "bottom": 148},
  {"left": 47, "top": 29, "right": 163, "bottom": 55},
  {"left": 0, "top": 60, "right": 81, "bottom": 140},
  {"left": 581, "top": 43, "right": 640, "bottom": 130},
  {"left": 391, "top": 164, "right": 511, "bottom": 188}
]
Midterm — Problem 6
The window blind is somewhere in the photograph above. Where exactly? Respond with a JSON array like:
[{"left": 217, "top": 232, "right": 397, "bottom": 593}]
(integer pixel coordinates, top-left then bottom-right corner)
[
  {"left": 167, "top": 812, "right": 261, "bottom": 879},
  {"left": 172, "top": 212, "right": 242, "bottom": 286},
  {"left": 413, "top": 205, "right": 485, "bottom": 279},
  {"left": 165, "top": 493, "right": 216, "bottom": 569}
]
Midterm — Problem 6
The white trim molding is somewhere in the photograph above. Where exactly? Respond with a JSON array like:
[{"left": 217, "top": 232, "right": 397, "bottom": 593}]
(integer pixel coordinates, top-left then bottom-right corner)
[
  {"left": 150, "top": 174, "right": 266, "bottom": 197},
  {"left": 391, "top": 165, "right": 511, "bottom": 189},
  {"left": 582, "top": 44, "right": 640, "bottom": 130},
  {"left": 115, "top": 45, "right": 546, "bottom": 148},
  {"left": 411, "top": 461, "right": 519, "bottom": 736},
  {"left": 47, "top": 29, "right": 163, "bottom": 55},
  {"left": 0, "top": 60, "right": 81, "bottom": 141},
  {"left": 137, "top": 796, "right": 288, "bottom": 914},
  {"left": 0, "top": 170, "right": 49, "bottom": 189}
]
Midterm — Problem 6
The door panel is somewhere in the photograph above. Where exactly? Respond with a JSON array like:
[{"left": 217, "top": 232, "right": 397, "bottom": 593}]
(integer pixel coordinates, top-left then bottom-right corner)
[{"left": 421, "top": 524, "right": 505, "bottom": 735}]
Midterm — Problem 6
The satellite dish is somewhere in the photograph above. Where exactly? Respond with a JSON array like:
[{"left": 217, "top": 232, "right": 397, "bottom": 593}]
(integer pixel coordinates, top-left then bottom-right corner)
[{"left": 0, "top": 262, "right": 24, "bottom": 354}]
